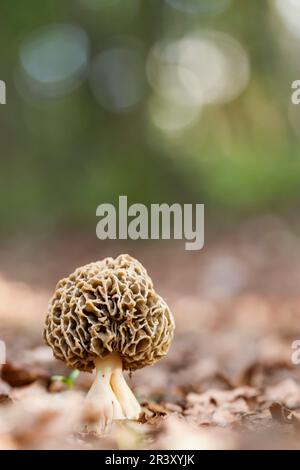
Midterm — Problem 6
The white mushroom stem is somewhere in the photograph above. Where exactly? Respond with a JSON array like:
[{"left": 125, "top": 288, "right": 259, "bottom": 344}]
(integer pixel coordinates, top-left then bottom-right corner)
[
  {"left": 85, "top": 352, "right": 141, "bottom": 433},
  {"left": 110, "top": 354, "right": 142, "bottom": 420}
]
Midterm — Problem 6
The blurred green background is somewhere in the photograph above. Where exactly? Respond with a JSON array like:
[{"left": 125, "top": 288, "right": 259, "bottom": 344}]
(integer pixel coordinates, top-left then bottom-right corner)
[{"left": 1, "top": 0, "right": 300, "bottom": 237}]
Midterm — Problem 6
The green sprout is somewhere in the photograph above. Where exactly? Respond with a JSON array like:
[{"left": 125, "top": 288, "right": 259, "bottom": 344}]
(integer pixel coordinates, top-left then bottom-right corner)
[{"left": 51, "top": 369, "right": 79, "bottom": 390}]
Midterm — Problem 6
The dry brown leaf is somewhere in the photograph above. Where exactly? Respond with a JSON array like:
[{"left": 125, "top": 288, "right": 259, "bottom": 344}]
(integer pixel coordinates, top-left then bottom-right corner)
[
  {"left": 265, "top": 379, "right": 300, "bottom": 409},
  {"left": 187, "top": 386, "right": 258, "bottom": 407},
  {"left": 269, "top": 402, "right": 300, "bottom": 433},
  {"left": 164, "top": 402, "right": 183, "bottom": 413},
  {"left": 146, "top": 402, "right": 168, "bottom": 415},
  {"left": 0, "top": 379, "right": 11, "bottom": 405},
  {"left": 0, "top": 384, "right": 86, "bottom": 449},
  {"left": 2, "top": 361, "right": 50, "bottom": 387},
  {"left": 153, "top": 415, "right": 236, "bottom": 450}
]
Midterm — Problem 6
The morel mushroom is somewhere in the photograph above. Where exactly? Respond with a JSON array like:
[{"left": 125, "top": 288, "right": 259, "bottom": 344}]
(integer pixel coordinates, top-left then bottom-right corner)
[{"left": 44, "top": 254, "right": 175, "bottom": 431}]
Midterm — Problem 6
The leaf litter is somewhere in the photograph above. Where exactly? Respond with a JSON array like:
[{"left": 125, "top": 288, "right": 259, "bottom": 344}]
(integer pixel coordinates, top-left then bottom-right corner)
[{"left": 1, "top": 220, "right": 300, "bottom": 448}]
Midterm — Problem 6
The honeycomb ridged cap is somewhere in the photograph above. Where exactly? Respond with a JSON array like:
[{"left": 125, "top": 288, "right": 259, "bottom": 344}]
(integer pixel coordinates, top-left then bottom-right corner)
[{"left": 44, "top": 254, "right": 175, "bottom": 372}]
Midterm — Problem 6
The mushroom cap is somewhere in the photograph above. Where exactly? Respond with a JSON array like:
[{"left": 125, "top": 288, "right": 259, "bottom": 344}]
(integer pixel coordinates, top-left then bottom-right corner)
[{"left": 44, "top": 254, "right": 175, "bottom": 372}]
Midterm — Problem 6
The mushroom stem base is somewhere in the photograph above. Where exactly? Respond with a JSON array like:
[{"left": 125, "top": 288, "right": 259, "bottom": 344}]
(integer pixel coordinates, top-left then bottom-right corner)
[{"left": 85, "top": 352, "right": 141, "bottom": 433}]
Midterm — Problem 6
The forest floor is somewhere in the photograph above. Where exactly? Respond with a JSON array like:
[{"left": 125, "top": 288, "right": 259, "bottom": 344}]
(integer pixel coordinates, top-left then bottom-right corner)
[{"left": 1, "top": 215, "right": 300, "bottom": 449}]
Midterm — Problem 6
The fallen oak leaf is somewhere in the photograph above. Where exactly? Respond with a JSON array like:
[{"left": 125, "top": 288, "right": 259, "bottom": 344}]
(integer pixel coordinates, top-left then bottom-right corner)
[
  {"left": 164, "top": 402, "right": 183, "bottom": 413},
  {"left": 238, "top": 360, "right": 293, "bottom": 388},
  {"left": 0, "top": 379, "right": 11, "bottom": 405},
  {"left": 139, "top": 403, "right": 167, "bottom": 425},
  {"left": 212, "top": 408, "right": 237, "bottom": 426},
  {"left": 265, "top": 379, "right": 300, "bottom": 409},
  {"left": 147, "top": 402, "right": 168, "bottom": 415},
  {"left": 1, "top": 384, "right": 86, "bottom": 449},
  {"left": 269, "top": 402, "right": 292, "bottom": 424},
  {"left": 1, "top": 361, "right": 50, "bottom": 387},
  {"left": 268, "top": 402, "right": 300, "bottom": 432},
  {"left": 138, "top": 409, "right": 153, "bottom": 424},
  {"left": 152, "top": 415, "right": 236, "bottom": 450},
  {"left": 187, "top": 386, "right": 258, "bottom": 407}
]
